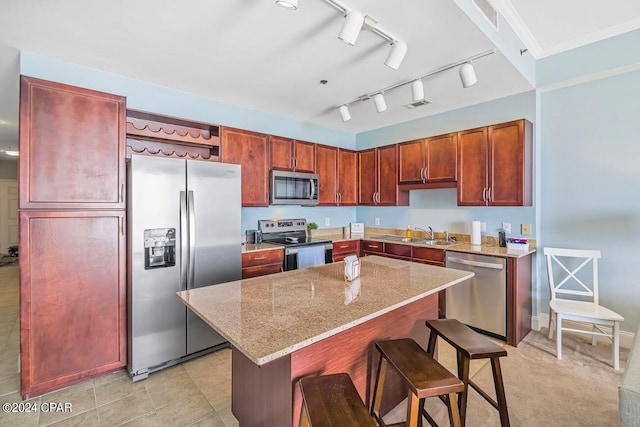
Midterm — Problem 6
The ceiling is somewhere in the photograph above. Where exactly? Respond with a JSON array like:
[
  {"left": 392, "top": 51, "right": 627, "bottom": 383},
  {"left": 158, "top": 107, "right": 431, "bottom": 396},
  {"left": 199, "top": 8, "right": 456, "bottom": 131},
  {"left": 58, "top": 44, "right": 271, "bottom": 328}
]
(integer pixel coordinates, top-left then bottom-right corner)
[{"left": 1, "top": 0, "right": 639, "bottom": 160}]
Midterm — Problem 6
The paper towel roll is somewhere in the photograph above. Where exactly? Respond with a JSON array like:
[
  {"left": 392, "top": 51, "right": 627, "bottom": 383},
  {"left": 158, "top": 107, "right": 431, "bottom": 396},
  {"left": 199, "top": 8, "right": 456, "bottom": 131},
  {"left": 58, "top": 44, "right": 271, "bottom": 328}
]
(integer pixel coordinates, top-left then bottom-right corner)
[{"left": 470, "top": 220, "right": 482, "bottom": 245}]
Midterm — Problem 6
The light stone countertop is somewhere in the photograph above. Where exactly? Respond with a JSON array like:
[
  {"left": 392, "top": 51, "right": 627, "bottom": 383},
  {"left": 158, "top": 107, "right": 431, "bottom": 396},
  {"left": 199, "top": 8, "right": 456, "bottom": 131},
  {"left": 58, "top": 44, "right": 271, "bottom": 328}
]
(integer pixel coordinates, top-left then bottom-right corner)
[
  {"left": 241, "top": 242, "right": 283, "bottom": 253},
  {"left": 177, "top": 255, "right": 473, "bottom": 366}
]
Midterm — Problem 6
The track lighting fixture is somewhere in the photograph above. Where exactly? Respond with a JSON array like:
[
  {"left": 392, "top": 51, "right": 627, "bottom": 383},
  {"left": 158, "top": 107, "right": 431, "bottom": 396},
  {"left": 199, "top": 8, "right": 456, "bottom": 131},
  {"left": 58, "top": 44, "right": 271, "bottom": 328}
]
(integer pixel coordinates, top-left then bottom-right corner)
[
  {"left": 410, "top": 79, "right": 424, "bottom": 102},
  {"left": 275, "top": 0, "right": 298, "bottom": 9},
  {"left": 459, "top": 62, "right": 478, "bottom": 88},
  {"left": 373, "top": 94, "right": 387, "bottom": 113},
  {"left": 385, "top": 40, "right": 408, "bottom": 70},
  {"left": 338, "top": 10, "right": 365, "bottom": 45},
  {"left": 334, "top": 49, "right": 495, "bottom": 122},
  {"left": 338, "top": 105, "right": 351, "bottom": 122}
]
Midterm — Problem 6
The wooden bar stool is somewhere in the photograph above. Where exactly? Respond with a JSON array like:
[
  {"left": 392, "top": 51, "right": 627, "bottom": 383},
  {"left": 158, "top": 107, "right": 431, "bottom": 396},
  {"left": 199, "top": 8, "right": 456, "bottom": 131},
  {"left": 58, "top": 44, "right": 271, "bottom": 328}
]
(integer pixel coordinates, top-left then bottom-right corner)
[
  {"left": 370, "top": 338, "right": 465, "bottom": 427},
  {"left": 425, "top": 319, "right": 510, "bottom": 427},
  {"left": 298, "top": 373, "right": 376, "bottom": 427}
]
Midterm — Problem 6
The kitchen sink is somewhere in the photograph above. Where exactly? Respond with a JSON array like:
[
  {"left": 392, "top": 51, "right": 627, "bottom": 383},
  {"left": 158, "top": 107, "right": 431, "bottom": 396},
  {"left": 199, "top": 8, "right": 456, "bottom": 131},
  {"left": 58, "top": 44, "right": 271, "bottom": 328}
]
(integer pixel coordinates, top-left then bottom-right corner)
[{"left": 373, "top": 235, "right": 457, "bottom": 246}]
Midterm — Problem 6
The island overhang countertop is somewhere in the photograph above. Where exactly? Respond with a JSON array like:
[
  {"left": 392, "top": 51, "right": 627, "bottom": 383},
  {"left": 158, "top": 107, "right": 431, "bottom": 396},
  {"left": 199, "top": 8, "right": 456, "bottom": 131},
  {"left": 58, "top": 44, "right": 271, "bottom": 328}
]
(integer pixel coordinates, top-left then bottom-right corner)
[{"left": 177, "top": 255, "right": 474, "bottom": 366}]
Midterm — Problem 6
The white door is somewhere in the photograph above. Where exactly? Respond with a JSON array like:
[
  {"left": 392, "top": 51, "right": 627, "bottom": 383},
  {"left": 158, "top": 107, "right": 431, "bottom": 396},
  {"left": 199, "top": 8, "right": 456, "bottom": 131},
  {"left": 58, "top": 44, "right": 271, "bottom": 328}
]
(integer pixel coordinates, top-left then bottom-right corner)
[{"left": 0, "top": 179, "right": 18, "bottom": 254}]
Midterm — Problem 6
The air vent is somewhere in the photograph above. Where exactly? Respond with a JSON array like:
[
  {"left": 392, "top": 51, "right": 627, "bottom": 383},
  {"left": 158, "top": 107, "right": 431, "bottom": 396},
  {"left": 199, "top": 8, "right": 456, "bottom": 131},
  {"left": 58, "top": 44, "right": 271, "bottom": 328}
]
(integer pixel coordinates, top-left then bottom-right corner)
[
  {"left": 404, "top": 99, "right": 432, "bottom": 109},
  {"left": 472, "top": 0, "right": 498, "bottom": 30}
]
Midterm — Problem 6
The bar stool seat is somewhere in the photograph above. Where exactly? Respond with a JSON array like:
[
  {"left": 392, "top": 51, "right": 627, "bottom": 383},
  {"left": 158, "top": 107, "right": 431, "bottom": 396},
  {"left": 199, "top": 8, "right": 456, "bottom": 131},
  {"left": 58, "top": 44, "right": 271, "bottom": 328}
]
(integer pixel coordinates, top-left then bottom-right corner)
[
  {"left": 425, "top": 318, "right": 510, "bottom": 427},
  {"left": 371, "top": 338, "right": 465, "bottom": 427},
  {"left": 298, "top": 373, "right": 376, "bottom": 427}
]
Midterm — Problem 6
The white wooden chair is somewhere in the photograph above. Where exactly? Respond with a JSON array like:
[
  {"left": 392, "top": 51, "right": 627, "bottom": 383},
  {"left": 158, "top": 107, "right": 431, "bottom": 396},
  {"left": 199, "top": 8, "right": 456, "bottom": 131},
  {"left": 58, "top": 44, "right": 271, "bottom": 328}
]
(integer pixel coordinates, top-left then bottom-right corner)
[{"left": 544, "top": 247, "right": 624, "bottom": 370}]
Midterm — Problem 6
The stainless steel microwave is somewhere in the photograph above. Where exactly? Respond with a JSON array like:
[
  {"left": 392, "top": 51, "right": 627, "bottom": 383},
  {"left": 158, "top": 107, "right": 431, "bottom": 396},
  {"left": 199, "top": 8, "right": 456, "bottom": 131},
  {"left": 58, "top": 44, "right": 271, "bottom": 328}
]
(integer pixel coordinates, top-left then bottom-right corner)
[{"left": 269, "top": 170, "right": 319, "bottom": 206}]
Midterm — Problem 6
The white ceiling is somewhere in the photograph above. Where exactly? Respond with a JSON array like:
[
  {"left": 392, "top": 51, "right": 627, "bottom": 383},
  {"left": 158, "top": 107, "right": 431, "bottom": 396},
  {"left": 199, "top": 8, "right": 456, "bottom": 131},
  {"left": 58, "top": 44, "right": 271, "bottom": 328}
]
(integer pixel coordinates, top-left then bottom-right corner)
[{"left": 1, "top": 0, "right": 639, "bottom": 160}]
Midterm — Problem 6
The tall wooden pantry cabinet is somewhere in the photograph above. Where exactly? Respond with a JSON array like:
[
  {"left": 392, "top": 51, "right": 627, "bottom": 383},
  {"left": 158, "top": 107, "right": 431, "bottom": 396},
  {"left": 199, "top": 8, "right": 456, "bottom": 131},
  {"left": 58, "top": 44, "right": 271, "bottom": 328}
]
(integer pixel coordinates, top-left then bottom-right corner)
[{"left": 19, "top": 76, "right": 127, "bottom": 398}]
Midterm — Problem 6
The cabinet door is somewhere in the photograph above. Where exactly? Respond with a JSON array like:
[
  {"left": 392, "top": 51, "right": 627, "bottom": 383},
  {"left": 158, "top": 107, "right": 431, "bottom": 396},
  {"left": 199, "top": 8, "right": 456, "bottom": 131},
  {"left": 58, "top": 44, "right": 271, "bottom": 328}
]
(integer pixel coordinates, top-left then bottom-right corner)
[
  {"left": 19, "top": 76, "right": 125, "bottom": 209},
  {"left": 337, "top": 149, "right": 358, "bottom": 206},
  {"left": 294, "top": 140, "right": 316, "bottom": 173},
  {"left": 488, "top": 120, "right": 532, "bottom": 206},
  {"left": 316, "top": 144, "right": 338, "bottom": 205},
  {"left": 377, "top": 145, "right": 405, "bottom": 205},
  {"left": 425, "top": 133, "right": 457, "bottom": 182},
  {"left": 457, "top": 127, "right": 488, "bottom": 206},
  {"left": 398, "top": 139, "right": 425, "bottom": 184},
  {"left": 221, "top": 127, "right": 269, "bottom": 207},
  {"left": 270, "top": 136, "right": 294, "bottom": 171},
  {"left": 20, "top": 210, "right": 126, "bottom": 398},
  {"left": 358, "top": 149, "right": 377, "bottom": 205}
]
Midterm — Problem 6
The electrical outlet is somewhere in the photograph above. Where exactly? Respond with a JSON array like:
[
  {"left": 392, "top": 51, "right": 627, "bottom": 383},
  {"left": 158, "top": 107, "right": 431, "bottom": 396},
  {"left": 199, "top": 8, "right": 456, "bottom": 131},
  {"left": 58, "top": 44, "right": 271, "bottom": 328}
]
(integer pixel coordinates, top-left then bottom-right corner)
[
  {"left": 375, "top": 217, "right": 380, "bottom": 226},
  {"left": 324, "top": 217, "right": 330, "bottom": 227},
  {"left": 481, "top": 222, "right": 486, "bottom": 232},
  {"left": 502, "top": 222, "right": 511, "bottom": 233},
  {"left": 521, "top": 224, "right": 531, "bottom": 235}
]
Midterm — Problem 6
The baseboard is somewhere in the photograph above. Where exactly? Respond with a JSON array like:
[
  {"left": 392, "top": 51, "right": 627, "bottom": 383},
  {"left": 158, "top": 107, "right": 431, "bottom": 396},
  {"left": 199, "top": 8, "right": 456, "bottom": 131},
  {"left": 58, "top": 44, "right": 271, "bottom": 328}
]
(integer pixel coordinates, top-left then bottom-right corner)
[{"left": 532, "top": 313, "right": 635, "bottom": 349}]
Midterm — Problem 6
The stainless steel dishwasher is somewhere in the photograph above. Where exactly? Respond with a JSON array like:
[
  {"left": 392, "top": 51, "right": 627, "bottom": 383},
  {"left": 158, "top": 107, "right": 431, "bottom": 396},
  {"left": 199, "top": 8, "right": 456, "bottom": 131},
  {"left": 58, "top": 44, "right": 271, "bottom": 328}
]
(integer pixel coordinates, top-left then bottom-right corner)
[{"left": 446, "top": 252, "right": 507, "bottom": 340}]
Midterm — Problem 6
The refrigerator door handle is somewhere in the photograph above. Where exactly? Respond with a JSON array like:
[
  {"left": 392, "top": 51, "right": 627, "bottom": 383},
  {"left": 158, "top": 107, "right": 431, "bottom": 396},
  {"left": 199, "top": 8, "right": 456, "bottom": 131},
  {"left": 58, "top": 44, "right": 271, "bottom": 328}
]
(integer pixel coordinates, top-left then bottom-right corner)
[
  {"left": 180, "top": 191, "right": 188, "bottom": 291},
  {"left": 187, "top": 190, "right": 196, "bottom": 289}
]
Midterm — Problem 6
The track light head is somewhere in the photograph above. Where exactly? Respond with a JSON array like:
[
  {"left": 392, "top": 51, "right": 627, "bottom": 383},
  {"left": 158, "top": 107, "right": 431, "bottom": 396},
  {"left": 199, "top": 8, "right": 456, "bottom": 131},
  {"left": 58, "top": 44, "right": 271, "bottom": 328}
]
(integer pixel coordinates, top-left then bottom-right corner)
[
  {"left": 373, "top": 93, "right": 387, "bottom": 113},
  {"left": 338, "top": 10, "right": 365, "bottom": 45},
  {"left": 338, "top": 105, "right": 351, "bottom": 122},
  {"left": 410, "top": 79, "right": 424, "bottom": 102},
  {"left": 384, "top": 40, "right": 407, "bottom": 70},
  {"left": 459, "top": 62, "right": 478, "bottom": 88},
  {"left": 275, "top": 0, "right": 298, "bottom": 10}
]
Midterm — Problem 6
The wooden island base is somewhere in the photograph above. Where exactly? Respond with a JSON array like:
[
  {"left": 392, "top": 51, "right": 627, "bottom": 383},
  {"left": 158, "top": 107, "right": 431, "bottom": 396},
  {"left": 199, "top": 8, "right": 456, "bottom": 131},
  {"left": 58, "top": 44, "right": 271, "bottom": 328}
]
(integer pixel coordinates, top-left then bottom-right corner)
[{"left": 231, "top": 293, "right": 438, "bottom": 427}]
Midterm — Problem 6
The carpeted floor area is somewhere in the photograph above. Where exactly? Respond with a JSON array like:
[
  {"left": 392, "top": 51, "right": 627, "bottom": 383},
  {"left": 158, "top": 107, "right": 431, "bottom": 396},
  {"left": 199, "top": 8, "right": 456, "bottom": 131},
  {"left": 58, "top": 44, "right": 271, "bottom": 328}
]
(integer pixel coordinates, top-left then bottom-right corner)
[{"left": 385, "top": 329, "right": 628, "bottom": 426}]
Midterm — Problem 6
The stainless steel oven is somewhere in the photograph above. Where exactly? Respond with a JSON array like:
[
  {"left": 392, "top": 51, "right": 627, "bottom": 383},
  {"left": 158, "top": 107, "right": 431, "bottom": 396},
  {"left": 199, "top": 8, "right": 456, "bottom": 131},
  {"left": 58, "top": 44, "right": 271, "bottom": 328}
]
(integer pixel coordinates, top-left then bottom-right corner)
[
  {"left": 269, "top": 171, "right": 319, "bottom": 206},
  {"left": 258, "top": 219, "right": 332, "bottom": 271}
]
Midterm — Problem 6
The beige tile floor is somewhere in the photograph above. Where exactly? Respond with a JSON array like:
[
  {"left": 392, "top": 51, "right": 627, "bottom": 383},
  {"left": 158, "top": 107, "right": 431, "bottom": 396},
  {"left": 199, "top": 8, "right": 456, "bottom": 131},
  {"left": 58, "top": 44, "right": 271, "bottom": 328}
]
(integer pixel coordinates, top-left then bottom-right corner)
[{"left": 0, "top": 263, "right": 484, "bottom": 427}]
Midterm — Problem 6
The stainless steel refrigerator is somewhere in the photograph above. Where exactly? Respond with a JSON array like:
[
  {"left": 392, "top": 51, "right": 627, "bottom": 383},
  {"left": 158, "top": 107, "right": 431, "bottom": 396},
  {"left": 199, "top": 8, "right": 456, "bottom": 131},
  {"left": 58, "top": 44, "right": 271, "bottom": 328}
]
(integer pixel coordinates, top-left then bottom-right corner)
[{"left": 127, "top": 154, "right": 241, "bottom": 381}]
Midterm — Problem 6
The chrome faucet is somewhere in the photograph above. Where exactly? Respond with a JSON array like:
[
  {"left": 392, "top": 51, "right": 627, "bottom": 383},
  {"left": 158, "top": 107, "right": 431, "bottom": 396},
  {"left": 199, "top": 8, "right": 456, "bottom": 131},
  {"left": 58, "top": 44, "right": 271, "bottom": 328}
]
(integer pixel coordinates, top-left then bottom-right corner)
[{"left": 415, "top": 226, "right": 434, "bottom": 240}]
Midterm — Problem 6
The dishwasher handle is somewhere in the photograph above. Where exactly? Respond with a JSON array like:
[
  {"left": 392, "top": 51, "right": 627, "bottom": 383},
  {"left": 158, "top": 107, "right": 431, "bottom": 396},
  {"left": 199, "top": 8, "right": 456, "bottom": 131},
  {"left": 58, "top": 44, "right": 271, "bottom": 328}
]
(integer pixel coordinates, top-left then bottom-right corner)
[{"left": 447, "top": 256, "right": 504, "bottom": 270}]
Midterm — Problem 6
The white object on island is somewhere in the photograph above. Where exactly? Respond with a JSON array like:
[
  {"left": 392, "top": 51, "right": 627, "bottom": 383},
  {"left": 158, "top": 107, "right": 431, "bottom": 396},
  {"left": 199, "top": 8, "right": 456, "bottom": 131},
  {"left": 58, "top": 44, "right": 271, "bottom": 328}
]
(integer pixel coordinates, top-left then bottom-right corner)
[
  {"left": 470, "top": 220, "right": 482, "bottom": 245},
  {"left": 344, "top": 255, "right": 360, "bottom": 281}
]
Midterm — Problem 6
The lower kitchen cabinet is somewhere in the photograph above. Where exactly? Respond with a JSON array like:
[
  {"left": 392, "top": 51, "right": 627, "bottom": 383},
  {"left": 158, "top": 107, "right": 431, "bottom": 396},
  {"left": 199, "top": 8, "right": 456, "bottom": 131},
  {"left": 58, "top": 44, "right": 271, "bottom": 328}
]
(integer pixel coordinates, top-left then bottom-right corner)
[
  {"left": 411, "top": 247, "right": 446, "bottom": 317},
  {"left": 332, "top": 240, "right": 359, "bottom": 262},
  {"left": 360, "top": 240, "right": 384, "bottom": 257},
  {"left": 383, "top": 242, "right": 412, "bottom": 261},
  {"left": 19, "top": 210, "right": 126, "bottom": 398},
  {"left": 241, "top": 248, "right": 284, "bottom": 278}
]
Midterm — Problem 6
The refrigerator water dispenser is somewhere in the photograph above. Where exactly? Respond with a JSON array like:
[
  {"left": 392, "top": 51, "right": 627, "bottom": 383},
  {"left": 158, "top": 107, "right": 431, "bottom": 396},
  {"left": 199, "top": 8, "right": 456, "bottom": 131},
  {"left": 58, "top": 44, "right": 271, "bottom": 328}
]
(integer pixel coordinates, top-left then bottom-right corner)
[{"left": 144, "top": 228, "right": 176, "bottom": 269}]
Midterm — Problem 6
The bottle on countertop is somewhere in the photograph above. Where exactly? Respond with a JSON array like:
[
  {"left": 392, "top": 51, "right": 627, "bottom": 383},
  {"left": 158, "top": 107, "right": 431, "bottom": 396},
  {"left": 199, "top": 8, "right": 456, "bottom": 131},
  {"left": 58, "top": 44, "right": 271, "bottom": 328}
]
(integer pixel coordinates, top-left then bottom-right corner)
[{"left": 406, "top": 226, "right": 412, "bottom": 238}]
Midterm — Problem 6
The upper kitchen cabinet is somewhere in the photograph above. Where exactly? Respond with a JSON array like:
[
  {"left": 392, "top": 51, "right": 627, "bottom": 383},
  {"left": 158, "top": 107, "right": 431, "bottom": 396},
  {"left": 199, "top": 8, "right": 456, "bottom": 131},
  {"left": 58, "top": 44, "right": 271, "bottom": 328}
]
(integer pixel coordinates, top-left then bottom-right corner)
[
  {"left": 19, "top": 76, "right": 126, "bottom": 210},
  {"left": 358, "top": 145, "right": 409, "bottom": 206},
  {"left": 398, "top": 133, "right": 457, "bottom": 187},
  {"left": 457, "top": 119, "right": 533, "bottom": 206},
  {"left": 270, "top": 136, "right": 315, "bottom": 173},
  {"left": 316, "top": 145, "right": 358, "bottom": 206},
  {"left": 221, "top": 127, "right": 269, "bottom": 207}
]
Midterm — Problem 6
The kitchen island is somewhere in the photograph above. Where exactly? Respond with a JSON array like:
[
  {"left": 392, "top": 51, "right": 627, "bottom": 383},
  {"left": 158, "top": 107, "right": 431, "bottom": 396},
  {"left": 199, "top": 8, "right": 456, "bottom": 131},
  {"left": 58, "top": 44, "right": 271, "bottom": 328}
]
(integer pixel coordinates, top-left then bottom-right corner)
[{"left": 177, "top": 255, "right": 473, "bottom": 426}]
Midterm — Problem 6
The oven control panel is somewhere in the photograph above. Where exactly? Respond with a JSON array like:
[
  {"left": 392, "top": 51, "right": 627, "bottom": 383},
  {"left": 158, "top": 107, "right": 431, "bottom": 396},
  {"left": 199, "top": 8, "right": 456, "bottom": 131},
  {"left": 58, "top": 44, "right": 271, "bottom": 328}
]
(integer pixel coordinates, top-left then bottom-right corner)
[{"left": 258, "top": 219, "right": 307, "bottom": 234}]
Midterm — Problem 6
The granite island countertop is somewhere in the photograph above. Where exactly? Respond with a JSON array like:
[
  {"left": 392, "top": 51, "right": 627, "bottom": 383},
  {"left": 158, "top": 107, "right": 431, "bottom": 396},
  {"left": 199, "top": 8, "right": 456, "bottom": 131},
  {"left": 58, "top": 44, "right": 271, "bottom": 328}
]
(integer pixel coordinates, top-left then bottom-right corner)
[{"left": 177, "top": 255, "right": 473, "bottom": 366}]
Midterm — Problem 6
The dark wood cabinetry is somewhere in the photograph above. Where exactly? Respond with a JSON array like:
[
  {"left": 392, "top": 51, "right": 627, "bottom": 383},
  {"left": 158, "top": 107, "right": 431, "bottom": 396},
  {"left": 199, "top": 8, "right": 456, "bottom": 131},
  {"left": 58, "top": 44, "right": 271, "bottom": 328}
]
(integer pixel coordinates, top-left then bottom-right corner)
[
  {"left": 361, "top": 240, "right": 384, "bottom": 256},
  {"left": 358, "top": 145, "right": 408, "bottom": 206},
  {"left": 457, "top": 119, "right": 532, "bottom": 206},
  {"left": 316, "top": 145, "right": 358, "bottom": 206},
  {"left": 332, "top": 240, "right": 359, "bottom": 262},
  {"left": 19, "top": 76, "right": 126, "bottom": 398},
  {"left": 241, "top": 249, "right": 284, "bottom": 279},
  {"left": 411, "top": 247, "right": 446, "bottom": 317},
  {"left": 270, "top": 136, "right": 315, "bottom": 173},
  {"left": 19, "top": 211, "right": 126, "bottom": 398},
  {"left": 398, "top": 133, "right": 457, "bottom": 187},
  {"left": 221, "top": 127, "right": 270, "bottom": 207},
  {"left": 19, "top": 76, "right": 126, "bottom": 210}
]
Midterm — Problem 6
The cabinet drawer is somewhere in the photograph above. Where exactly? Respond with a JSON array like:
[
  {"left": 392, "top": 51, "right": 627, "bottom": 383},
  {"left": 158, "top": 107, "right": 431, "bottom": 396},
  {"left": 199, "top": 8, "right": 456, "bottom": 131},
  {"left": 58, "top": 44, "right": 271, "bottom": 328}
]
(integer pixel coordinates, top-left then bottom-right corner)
[
  {"left": 242, "top": 264, "right": 282, "bottom": 279},
  {"left": 242, "top": 249, "right": 284, "bottom": 267},
  {"left": 412, "top": 247, "right": 445, "bottom": 264},
  {"left": 384, "top": 243, "right": 412, "bottom": 259},
  {"left": 361, "top": 241, "right": 383, "bottom": 253},
  {"left": 333, "top": 240, "right": 359, "bottom": 254}
]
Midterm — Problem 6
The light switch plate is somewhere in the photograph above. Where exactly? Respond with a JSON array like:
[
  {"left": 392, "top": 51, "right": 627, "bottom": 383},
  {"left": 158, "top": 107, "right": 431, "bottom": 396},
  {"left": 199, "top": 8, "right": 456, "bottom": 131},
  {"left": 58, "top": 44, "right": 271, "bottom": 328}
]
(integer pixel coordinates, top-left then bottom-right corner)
[
  {"left": 325, "top": 217, "right": 331, "bottom": 227},
  {"left": 502, "top": 222, "right": 511, "bottom": 233},
  {"left": 521, "top": 224, "right": 531, "bottom": 235}
]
